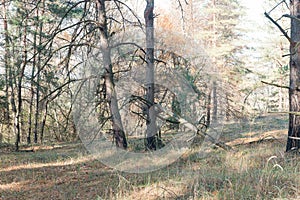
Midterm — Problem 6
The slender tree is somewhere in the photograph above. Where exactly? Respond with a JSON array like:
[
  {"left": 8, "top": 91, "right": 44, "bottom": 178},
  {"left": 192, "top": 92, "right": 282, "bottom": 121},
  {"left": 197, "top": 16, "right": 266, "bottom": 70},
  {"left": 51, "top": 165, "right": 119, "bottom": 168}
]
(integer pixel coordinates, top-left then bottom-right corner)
[
  {"left": 286, "top": 0, "right": 300, "bottom": 151},
  {"left": 16, "top": 0, "right": 29, "bottom": 146},
  {"left": 2, "top": 0, "right": 10, "bottom": 126},
  {"left": 144, "top": 0, "right": 157, "bottom": 150},
  {"left": 2, "top": 0, "right": 11, "bottom": 143},
  {"left": 265, "top": 1, "right": 300, "bottom": 151},
  {"left": 33, "top": 0, "right": 45, "bottom": 143},
  {"left": 96, "top": 0, "right": 128, "bottom": 149}
]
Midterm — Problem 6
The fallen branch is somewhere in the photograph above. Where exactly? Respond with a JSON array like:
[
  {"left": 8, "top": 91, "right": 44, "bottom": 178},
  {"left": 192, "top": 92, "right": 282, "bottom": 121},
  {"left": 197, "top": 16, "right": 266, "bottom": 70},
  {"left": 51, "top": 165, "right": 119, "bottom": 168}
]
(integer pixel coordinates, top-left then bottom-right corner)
[
  {"left": 129, "top": 96, "right": 234, "bottom": 151},
  {"left": 268, "top": 111, "right": 300, "bottom": 116},
  {"left": 158, "top": 106, "right": 234, "bottom": 151},
  {"left": 226, "top": 135, "right": 283, "bottom": 147}
]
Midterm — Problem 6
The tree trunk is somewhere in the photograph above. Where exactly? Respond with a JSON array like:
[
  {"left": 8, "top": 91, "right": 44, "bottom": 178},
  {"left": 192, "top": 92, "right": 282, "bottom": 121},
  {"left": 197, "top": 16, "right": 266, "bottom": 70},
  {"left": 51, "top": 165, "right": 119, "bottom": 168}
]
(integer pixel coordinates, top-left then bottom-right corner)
[
  {"left": 206, "top": 87, "right": 212, "bottom": 127},
  {"left": 2, "top": 0, "right": 10, "bottom": 126},
  {"left": 10, "top": 68, "right": 18, "bottom": 150},
  {"left": 225, "top": 93, "right": 230, "bottom": 121},
  {"left": 27, "top": 25, "right": 37, "bottom": 144},
  {"left": 96, "top": 0, "right": 127, "bottom": 149},
  {"left": 144, "top": 0, "right": 157, "bottom": 150},
  {"left": 34, "top": 1, "right": 44, "bottom": 143},
  {"left": 27, "top": 86, "right": 33, "bottom": 144},
  {"left": 2, "top": 0, "right": 11, "bottom": 143},
  {"left": 212, "top": 81, "right": 218, "bottom": 121},
  {"left": 211, "top": 0, "right": 218, "bottom": 123},
  {"left": 286, "top": 0, "right": 300, "bottom": 151},
  {"left": 16, "top": 6, "right": 28, "bottom": 145},
  {"left": 40, "top": 100, "right": 48, "bottom": 143}
]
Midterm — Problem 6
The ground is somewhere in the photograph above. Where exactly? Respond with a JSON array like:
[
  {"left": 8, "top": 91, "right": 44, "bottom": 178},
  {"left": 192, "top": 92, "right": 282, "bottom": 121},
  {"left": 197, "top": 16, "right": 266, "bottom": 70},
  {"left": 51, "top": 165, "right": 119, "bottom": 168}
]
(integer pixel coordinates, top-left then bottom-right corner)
[{"left": 0, "top": 115, "right": 299, "bottom": 200}]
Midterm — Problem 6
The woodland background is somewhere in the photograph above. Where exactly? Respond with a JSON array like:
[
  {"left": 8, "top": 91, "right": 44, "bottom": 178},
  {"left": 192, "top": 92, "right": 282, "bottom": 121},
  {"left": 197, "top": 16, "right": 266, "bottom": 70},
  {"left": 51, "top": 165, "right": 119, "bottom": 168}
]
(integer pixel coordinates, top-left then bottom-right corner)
[{"left": 0, "top": 0, "right": 299, "bottom": 199}]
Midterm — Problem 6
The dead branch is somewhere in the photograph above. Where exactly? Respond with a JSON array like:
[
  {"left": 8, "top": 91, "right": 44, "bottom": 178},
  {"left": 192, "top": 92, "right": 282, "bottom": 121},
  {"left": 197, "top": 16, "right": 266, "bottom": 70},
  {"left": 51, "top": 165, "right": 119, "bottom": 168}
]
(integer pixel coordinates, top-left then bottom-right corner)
[
  {"left": 40, "top": 76, "right": 97, "bottom": 102},
  {"left": 198, "top": 127, "right": 234, "bottom": 151},
  {"left": 283, "top": 14, "right": 300, "bottom": 22},
  {"left": 160, "top": 107, "right": 234, "bottom": 151},
  {"left": 157, "top": 186, "right": 179, "bottom": 199},
  {"left": 111, "top": 42, "right": 146, "bottom": 53},
  {"left": 226, "top": 135, "right": 283, "bottom": 147},
  {"left": 283, "top": 0, "right": 289, "bottom": 9},
  {"left": 261, "top": 80, "right": 290, "bottom": 90},
  {"left": 176, "top": 0, "right": 188, "bottom": 30},
  {"left": 264, "top": 12, "right": 292, "bottom": 44},
  {"left": 289, "top": 136, "right": 300, "bottom": 140},
  {"left": 268, "top": 111, "right": 300, "bottom": 116},
  {"left": 113, "top": 0, "right": 143, "bottom": 29},
  {"left": 282, "top": 52, "right": 295, "bottom": 57},
  {"left": 267, "top": 0, "right": 286, "bottom": 15}
]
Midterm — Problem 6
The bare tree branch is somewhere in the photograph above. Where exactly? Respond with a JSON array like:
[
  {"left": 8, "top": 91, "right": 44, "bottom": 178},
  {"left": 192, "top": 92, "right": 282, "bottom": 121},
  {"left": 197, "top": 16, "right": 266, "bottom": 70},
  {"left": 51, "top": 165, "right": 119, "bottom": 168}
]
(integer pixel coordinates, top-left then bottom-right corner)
[
  {"left": 289, "top": 136, "right": 300, "bottom": 140},
  {"left": 176, "top": 0, "right": 188, "bottom": 30},
  {"left": 283, "top": 14, "right": 300, "bottom": 22},
  {"left": 40, "top": 76, "right": 97, "bottom": 102},
  {"left": 264, "top": 12, "right": 292, "bottom": 44},
  {"left": 267, "top": 0, "right": 286, "bottom": 15},
  {"left": 111, "top": 42, "right": 145, "bottom": 53},
  {"left": 113, "top": 0, "right": 143, "bottom": 29},
  {"left": 261, "top": 80, "right": 300, "bottom": 92}
]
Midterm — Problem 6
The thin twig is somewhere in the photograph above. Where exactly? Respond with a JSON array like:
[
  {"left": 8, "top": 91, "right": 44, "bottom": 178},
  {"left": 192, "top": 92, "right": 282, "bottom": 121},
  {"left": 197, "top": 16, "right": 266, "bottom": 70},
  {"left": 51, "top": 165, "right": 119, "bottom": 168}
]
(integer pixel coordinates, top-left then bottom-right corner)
[
  {"left": 111, "top": 42, "right": 145, "bottom": 54},
  {"left": 176, "top": 0, "right": 187, "bottom": 31},
  {"left": 157, "top": 186, "right": 179, "bottom": 199},
  {"left": 283, "top": 0, "right": 289, "bottom": 9},
  {"left": 267, "top": 0, "right": 285, "bottom": 15}
]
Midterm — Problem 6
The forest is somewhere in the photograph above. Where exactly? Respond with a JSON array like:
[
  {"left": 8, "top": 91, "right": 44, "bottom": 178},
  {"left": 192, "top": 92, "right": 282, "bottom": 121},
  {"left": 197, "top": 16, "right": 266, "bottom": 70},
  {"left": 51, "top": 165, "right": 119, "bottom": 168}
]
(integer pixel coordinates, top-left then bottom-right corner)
[{"left": 0, "top": 0, "right": 299, "bottom": 199}]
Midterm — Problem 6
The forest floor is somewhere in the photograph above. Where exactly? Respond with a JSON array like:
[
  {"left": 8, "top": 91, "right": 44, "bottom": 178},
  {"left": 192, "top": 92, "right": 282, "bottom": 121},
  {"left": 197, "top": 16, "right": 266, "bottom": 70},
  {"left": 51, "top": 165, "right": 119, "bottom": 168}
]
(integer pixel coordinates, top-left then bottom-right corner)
[{"left": 0, "top": 115, "right": 299, "bottom": 200}]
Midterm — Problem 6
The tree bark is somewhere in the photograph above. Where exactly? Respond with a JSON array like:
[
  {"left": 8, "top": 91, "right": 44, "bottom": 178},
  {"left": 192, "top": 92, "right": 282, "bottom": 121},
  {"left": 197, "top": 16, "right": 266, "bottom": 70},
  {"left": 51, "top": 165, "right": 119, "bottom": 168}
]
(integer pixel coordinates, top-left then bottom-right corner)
[
  {"left": 34, "top": 1, "right": 45, "bottom": 143},
  {"left": 211, "top": 0, "right": 218, "bottom": 123},
  {"left": 2, "top": 0, "right": 10, "bottom": 126},
  {"left": 4, "top": 0, "right": 19, "bottom": 150},
  {"left": 96, "top": 0, "right": 127, "bottom": 149},
  {"left": 206, "top": 87, "right": 212, "bottom": 128},
  {"left": 144, "top": 0, "right": 157, "bottom": 150},
  {"left": 27, "top": 20, "right": 37, "bottom": 144},
  {"left": 16, "top": 2, "right": 29, "bottom": 146},
  {"left": 40, "top": 100, "right": 48, "bottom": 143},
  {"left": 2, "top": 0, "right": 10, "bottom": 143},
  {"left": 212, "top": 81, "right": 218, "bottom": 121},
  {"left": 287, "top": 0, "right": 300, "bottom": 151}
]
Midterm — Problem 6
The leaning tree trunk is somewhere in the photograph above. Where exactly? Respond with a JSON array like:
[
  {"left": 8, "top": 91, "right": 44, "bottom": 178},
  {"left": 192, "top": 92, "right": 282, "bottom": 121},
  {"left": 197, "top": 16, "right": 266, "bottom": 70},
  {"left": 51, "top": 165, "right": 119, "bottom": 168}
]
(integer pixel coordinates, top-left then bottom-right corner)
[
  {"left": 96, "top": 0, "right": 127, "bottom": 149},
  {"left": 287, "top": 1, "right": 300, "bottom": 151},
  {"left": 144, "top": 0, "right": 157, "bottom": 150}
]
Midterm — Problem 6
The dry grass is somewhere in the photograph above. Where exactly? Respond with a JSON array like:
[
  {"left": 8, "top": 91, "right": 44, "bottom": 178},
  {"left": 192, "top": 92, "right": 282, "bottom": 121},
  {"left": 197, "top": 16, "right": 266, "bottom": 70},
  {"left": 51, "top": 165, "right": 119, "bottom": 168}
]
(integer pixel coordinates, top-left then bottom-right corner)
[
  {"left": 0, "top": 140, "right": 299, "bottom": 200},
  {"left": 0, "top": 116, "right": 299, "bottom": 200}
]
